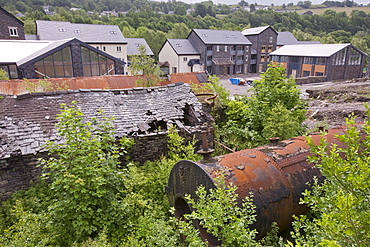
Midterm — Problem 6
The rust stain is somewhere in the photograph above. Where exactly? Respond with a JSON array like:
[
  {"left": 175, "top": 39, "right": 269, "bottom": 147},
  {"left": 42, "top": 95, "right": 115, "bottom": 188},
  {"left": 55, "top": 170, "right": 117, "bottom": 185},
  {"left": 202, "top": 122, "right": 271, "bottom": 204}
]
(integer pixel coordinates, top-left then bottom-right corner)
[{"left": 0, "top": 72, "right": 203, "bottom": 95}]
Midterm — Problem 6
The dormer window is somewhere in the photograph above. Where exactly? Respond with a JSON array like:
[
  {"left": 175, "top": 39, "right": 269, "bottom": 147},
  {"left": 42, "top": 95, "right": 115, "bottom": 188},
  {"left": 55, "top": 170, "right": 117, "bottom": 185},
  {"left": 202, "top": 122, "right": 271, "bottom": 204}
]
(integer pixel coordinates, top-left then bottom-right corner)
[
  {"left": 9, "top": 27, "right": 18, "bottom": 37},
  {"left": 73, "top": 30, "right": 81, "bottom": 33},
  {"left": 58, "top": 28, "right": 67, "bottom": 32},
  {"left": 110, "top": 31, "right": 117, "bottom": 34},
  {"left": 176, "top": 44, "right": 182, "bottom": 47}
]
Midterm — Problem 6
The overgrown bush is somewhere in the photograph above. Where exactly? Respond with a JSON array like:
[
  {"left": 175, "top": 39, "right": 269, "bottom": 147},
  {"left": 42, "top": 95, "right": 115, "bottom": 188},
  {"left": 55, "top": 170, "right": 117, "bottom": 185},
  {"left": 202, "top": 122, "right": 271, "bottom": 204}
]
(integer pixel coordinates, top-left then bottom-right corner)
[{"left": 289, "top": 111, "right": 370, "bottom": 246}]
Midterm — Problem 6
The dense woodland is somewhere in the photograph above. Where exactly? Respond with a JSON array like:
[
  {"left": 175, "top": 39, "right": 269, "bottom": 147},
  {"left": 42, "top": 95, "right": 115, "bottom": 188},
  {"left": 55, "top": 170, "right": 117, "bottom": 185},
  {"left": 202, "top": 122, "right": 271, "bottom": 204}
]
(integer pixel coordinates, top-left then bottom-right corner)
[{"left": 2, "top": 0, "right": 370, "bottom": 57}]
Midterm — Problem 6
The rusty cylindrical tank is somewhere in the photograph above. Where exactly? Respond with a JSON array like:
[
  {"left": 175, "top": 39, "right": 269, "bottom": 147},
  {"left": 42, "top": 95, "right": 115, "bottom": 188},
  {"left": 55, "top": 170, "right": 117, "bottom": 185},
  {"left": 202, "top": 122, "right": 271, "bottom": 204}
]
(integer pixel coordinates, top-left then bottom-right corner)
[{"left": 167, "top": 125, "right": 360, "bottom": 241}]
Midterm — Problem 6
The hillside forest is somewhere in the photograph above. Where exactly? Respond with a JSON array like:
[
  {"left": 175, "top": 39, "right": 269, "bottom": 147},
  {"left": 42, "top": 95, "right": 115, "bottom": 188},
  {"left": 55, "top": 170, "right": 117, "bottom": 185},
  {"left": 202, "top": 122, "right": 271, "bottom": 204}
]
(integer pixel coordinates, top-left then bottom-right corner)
[{"left": 2, "top": 0, "right": 370, "bottom": 58}]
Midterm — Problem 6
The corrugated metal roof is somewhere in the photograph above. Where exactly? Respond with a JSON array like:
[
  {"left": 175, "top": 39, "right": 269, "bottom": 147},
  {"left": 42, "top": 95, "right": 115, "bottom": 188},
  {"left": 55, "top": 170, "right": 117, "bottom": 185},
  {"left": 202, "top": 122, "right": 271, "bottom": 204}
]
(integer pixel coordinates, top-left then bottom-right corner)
[
  {"left": 192, "top": 29, "right": 252, "bottom": 45},
  {"left": 242, "top": 26, "right": 270, "bottom": 36},
  {"left": 126, "top": 38, "right": 154, "bottom": 56},
  {"left": 36, "top": 20, "right": 127, "bottom": 44},
  {"left": 0, "top": 73, "right": 203, "bottom": 95},
  {"left": 167, "top": 39, "right": 199, "bottom": 55},
  {"left": 269, "top": 44, "right": 350, "bottom": 57}
]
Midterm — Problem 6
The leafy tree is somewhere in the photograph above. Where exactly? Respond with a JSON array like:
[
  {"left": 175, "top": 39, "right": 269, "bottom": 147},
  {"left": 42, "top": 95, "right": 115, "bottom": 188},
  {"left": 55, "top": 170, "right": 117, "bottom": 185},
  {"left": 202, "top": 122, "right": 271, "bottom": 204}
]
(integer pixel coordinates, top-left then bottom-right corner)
[
  {"left": 290, "top": 112, "right": 370, "bottom": 246},
  {"left": 194, "top": 3, "right": 207, "bottom": 18},
  {"left": 129, "top": 44, "right": 163, "bottom": 87},
  {"left": 0, "top": 68, "right": 9, "bottom": 80},
  {"left": 167, "top": 23, "right": 190, "bottom": 39},
  {"left": 39, "top": 102, "right": 134, "bottom": 244},
  {"left": 174, "top": 5, "right": 186, "bottom": 15},
  {"left": 250, "top": 4, "right": 256, "bottom": 12}
]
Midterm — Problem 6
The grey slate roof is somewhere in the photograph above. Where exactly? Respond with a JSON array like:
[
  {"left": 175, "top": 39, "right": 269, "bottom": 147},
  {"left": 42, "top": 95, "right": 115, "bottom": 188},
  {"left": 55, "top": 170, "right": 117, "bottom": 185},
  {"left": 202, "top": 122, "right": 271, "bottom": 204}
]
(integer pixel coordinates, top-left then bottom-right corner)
[
  {"left": 191, "top": 29, "right": 252, "bottom": 45},
  {"left": 167, "top": 39, "right": 199, "bottom": 55},
  {"left": 36, "top": 20, "right": 127, "bottom": 44},
  {"left": 0, "top": 83, "right": 208, "bottom": 159},
  {"left": 126, "top": 38, "right": 154, "bottom": 56},
  {"left": 242, "top": 26, "right": 273, "bottom": 36},
  {"left": 277, "top": 32, "right": 299, "bottom": 46}
]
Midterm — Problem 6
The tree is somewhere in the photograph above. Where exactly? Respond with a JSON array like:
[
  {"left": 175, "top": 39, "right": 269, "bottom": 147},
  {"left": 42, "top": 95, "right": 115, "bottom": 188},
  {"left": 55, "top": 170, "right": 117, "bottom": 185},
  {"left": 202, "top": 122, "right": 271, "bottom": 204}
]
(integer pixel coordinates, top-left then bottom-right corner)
[
  {"left": 167, "top": 23, "right": 191, "bottom": 39},
  {"left": 39, "top": 102, "right": 134, "bottom": 244},
  {"left": 250, "top": 4, "right": 256, "bottom": 12},
  {"left": 290, "top": 112, "right": 370, "bottom": 246},
  {"left": 297, "top": 1, "right": 312, "bottom": 9},
  {"left": 0, "top": 68, "right": 9, "bottom": 80},
  {"left": 174, "top": 5, "right": 186, "bottom": 15},
  {"left": 129, "top": 44, "right": 163, "bottom": 87},
  {"left": 194, "top": 3, "right": 207, "bottom": 17}
]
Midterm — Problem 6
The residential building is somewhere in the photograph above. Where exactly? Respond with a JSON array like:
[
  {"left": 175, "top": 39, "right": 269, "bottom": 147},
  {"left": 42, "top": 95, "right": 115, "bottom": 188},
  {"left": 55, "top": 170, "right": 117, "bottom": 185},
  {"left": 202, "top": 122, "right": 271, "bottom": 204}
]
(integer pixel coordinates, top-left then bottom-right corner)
[
  {"left": 242, "top": 25, "right": 278, "bottom": 73},
  {"left": 0, "top": 7, "right": 25, "bottom": 40},
  {"left": 35, "top": 20, "right": 128, "bottom": 63},
  {"left": 126, "top": 38, "right": 154, "bottom": 60},
  {"left": 0, "top": 38, "right": 125, "bottom": 79},
  {"left": 158, "top": 39, "right": 201, "bottom": 75},
  {"left": 186, "top": 29, "right": 252, "bottom": 75},
  {"left": 269, "top": 43, "right": 367, "bottom": 80}
]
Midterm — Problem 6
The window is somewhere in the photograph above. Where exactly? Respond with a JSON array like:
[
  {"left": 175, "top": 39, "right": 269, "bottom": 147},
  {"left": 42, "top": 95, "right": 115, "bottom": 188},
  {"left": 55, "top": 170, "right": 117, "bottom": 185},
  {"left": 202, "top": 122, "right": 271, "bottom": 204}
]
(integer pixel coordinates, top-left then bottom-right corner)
[
  {"left": 103, "top": 46, "right": 106, "bottom": 51},
  {"left": 225, "top": 46, "right": 228, "bottom": 52},
  {"left": 230, "top": 56, "right": 235, "bottom": 62},
  {"left": 172, "top": 67, "right": 177, "bottom": 73},
  {"left": 9, "top": 27, "right": 18, "bottom": 37},
  {"left": 315, "top": 57, "right": 326, "bottom": 65},
  {"left": 290, "top": 56, "right": 300, "bottom": 63},
  {"left": 237, "top": 46, "right": 243, "bottom": 51},
  {"left": 81, "top": 46, "right": 115, "bottom": 77},
  {"left": 315, "top": 72, "right": 324, "bottom": 76},
  {"left": 110, "top": 31, "right": 117, "bottom": 34},
  {"left": 245, "top": 46, "right": 249, "bottom": 52},
  {"left": 348, "top": 48, "right": 362, "bottom": 65},
  {"left": 237, "top": 55, "right": 243, "bottom": 61},
  {"left": 34, "top": 46, "right": 73, "bottom": 79},
  {"left": 0, "top": 65, "right": 18, "bottom": 79},
  {"left": 268, "top": 45, "right": 273, "bottom": 53},
  {"left": 303, "top": 57, "right": 314, "bottom": 64},
  {"left": 58, "top": 28, "right": 67, "bottom": 32},
  {"left": 333, "top": 49, "right": 346, "bottom": 65},
  {"left": 216, "top": 46, "right": 220, "bottom": 52},
  {"left": 261, "top": 55, "right": 266, "bottom": 62},
  {"left": 261, "top": 45, "right": 266, "bottom": 53},
  {"left": 176, "top": 44, "right": 182, "bottom": 47},
  {"left": 183, "top": 57, "right": 188, "bottom": 62},
  {"left": 117, "top": 46, "right": 122, "bottom": 52},
  {"left": 207, "top": 66, "right": 212, "bottom": 73},
  {"left": 236, "top": 65, "right": 243, "bottom": 73},
  {"left": 73, "top": 30, "right": 81, "bottom": 33},
  {"left": 269, "top": 36, "right": 273, "bottom": 43},
  {"left": 207, "top": 45, "right": 212, "bottom": 51},
  {"left": 230, "top": 46, "right": 234, "bottom": 51},
  {"left": 303, "top": 71, "right": 310, "bottom": 77},
  {"left": 207, "top": 56, "right": 212, "bottom": 61},
  {"left": 96, "top": 46, "right": 99, "bottom": 50}
]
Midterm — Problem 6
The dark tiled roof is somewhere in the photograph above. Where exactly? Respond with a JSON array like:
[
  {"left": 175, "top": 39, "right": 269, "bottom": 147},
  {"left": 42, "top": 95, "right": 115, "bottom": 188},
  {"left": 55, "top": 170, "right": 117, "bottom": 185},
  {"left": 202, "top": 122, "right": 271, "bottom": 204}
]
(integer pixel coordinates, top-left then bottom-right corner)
[
  {"left": 126, "top": 38, "right": 154, "bottom": 56},
  {"left": 277, "top": 32, "right": 299, "bottom": 46},
  {"left": 167, "top": 39, "right": 200, "bottom": 55},
  {"left": 36, "top": 20, "right": 127, "bottom": 44},
  {"left": 191, "top": 29, "right": 252, "bottom": 45},
  {"left": 0, "top": 83, "right": 207, "bottom": 158}
]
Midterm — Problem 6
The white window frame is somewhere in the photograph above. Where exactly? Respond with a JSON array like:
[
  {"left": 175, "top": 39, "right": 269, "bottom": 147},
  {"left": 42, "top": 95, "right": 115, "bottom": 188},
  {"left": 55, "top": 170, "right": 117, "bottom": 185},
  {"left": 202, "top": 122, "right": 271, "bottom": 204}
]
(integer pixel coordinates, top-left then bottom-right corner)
[
  {"left": 183, "top": 57, "right": 188, "bottom": 62},
  {"left": 216, "top": 45, "right": 220, "bottom": 52},
  {"left": 224, "top": 46, "right": 227, "bottom": 52},
  {"left": 103, "top": 46, "right": 106, "bottom": 51},
  {"left": 117, "top": 46, "right": 122, "bottom": 52},
  {"left": 9, "top": 27, "right": 18, "bottom": 37}
]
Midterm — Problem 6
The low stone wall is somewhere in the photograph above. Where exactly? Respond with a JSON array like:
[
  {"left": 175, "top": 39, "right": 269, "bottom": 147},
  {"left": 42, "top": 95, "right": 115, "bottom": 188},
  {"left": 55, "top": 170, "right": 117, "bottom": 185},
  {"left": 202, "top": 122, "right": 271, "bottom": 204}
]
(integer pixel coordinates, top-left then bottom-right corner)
[{"left": 295, "top": 76, "right": 327, "bottom": 85}]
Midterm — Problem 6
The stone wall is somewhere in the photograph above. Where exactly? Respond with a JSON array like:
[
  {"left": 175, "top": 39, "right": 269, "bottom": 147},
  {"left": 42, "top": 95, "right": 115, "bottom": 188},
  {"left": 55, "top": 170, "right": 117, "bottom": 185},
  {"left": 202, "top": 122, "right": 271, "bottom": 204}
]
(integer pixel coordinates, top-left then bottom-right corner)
[
  {"left": 0, "top": 8, "right": 25, "bottom": 40},
  {"left": 295, "top": 76, "right": 327, "bottom": 85}
]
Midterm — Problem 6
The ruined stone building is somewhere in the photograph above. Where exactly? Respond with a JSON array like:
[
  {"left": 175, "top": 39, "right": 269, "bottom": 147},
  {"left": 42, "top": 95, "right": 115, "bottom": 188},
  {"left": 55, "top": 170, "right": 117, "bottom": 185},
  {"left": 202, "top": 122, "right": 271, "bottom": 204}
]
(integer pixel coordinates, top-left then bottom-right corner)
[{"left": 0, "top": 82, "right": 213, "bottom": 200}]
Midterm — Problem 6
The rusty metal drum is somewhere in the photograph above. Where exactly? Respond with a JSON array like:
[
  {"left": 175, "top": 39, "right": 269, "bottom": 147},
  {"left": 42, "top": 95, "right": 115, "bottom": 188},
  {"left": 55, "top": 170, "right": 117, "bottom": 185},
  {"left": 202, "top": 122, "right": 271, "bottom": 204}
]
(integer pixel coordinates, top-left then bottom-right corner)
[{"left": 167, "top": 125, "right": 359, "bottom": 238}]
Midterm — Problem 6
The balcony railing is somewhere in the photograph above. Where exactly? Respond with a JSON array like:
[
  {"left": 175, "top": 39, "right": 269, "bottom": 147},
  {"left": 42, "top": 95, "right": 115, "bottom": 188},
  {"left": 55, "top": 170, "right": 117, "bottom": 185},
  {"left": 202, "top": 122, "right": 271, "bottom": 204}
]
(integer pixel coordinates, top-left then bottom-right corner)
[
  {"left": 207, "top": 50, "right": 213, "bottom": 56},
  {"left": 206, "top": 60, "right": 213, "bottom": 66},
  {"left": 230, "top": 50, "right": 236, "bottom": 55},
  {"left": 237, "top": 50, "right": 244, "bottom": 55}
]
